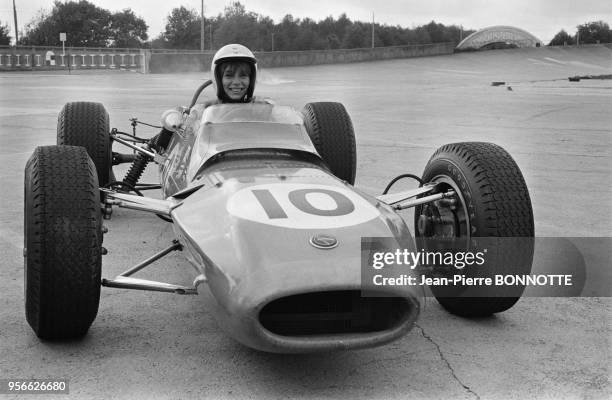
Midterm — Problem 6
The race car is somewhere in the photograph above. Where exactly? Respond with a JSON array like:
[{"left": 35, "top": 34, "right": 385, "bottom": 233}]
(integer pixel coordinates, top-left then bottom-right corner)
[{"left": 23, "top": 80, "right": 534, "bottom": 352}]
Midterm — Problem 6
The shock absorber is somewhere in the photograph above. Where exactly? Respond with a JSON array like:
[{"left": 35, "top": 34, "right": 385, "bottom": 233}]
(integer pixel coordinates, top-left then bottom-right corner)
[{"left": 122, "top": 150, "right": 151, "bottom": 190}]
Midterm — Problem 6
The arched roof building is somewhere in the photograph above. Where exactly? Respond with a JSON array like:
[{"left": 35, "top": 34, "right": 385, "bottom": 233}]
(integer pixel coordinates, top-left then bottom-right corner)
[{"left": 456, "top": 26, "right": 542, "bottom": 50}]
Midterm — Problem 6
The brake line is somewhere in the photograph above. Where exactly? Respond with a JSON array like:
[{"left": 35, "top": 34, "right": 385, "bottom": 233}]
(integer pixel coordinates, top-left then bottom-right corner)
[{"left": 382, "top": 173, "right": 424, "bottom": 194}]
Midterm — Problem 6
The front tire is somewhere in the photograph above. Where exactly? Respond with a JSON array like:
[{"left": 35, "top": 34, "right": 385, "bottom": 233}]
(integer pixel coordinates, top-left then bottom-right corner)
[
  {"left": 57, "top": 102, "right": 111, "bottom": 188},
  {"left": 302, "top": 102, "right": 356, "bottom": 185},
  {"left": 415, "top": 142, "right": 534, "bottom": 317},
  {"left": 24, "top": 145, "right": 102, "bottom": 339}
]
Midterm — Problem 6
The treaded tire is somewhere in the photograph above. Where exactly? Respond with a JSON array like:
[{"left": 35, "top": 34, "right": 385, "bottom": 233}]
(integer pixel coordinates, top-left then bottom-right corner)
[
  {"left": 24, "top": 145, "right": 102, "bottom": 339},
  {"left": 415, "top": 142, "right": 534, "bottom": 317},
  {"left": 57, "top": 102, "right": 111, "bottom": 188},
  {"left": 302, "top": 102, "right": 356, "bottom": 185}
]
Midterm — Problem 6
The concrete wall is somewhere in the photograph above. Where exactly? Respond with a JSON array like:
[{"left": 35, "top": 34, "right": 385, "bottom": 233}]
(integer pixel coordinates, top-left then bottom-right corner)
[
  {"left": 0, "top": 43, "right": 454, "bottom": 73},
  {"left": 149, "top": 52, "right": 213, "bottom": 74},
  {"left": 149, "top": 43, "right": 455, "bottom": 73}
]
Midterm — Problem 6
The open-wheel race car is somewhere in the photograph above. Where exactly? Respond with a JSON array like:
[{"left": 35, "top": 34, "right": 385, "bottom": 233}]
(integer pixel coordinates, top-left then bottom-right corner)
[{"left": 23, "top": 80, "right": 534, "bottom": 353}]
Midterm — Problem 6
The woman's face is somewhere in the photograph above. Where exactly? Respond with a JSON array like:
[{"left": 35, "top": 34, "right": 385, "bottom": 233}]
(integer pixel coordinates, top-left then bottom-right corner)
[{"left": 221, "top": 63, "right": 251, "bottom": 100}]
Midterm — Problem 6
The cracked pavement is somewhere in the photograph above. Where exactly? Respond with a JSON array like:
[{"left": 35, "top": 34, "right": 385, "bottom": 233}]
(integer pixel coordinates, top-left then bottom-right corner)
[{"left": 415, "top": 324, "right": 481, "bottom": 400}]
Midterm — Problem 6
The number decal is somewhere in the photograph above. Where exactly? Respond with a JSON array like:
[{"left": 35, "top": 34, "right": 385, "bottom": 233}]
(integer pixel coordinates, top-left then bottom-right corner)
[
  {"left": 252, "top": 189, "right": 288, "bottom": 219},
  {"left": 227, "top": 183, "right": 380, "bottom": 229},
  {"left": 288, "top": 189, "right": 355, "bottom": 216}
]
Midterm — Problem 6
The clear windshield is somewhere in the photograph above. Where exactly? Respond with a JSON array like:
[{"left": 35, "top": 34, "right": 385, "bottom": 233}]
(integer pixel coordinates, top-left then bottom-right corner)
[{"left": 202, "top": 103, "right": 304, "bottom": 125}]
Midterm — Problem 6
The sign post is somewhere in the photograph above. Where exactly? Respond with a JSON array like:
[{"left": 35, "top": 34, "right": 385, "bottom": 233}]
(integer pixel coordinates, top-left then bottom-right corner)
[
  {"left": 200, "top": 0, "right": 205, "bottom": 51},
  {"left": 59, "top": 33, "right": 68, "bottom": 73},
  {"left": 59, "top": 33, "right": 66, "bottom": 55}
]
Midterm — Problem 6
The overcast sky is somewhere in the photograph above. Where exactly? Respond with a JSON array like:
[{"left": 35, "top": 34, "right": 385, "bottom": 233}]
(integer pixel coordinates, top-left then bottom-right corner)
[{"left": 2, "top": 0, "right": 612, "bottom": 44}]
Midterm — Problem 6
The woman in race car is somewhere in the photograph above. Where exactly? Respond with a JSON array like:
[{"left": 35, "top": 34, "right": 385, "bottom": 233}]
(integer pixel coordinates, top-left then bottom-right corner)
[
  {"left": 210, "top": 43, "right": 257, "bottom": 104},
  {"left": 152, "top": 43, "right": 258, "bottom": 152}
]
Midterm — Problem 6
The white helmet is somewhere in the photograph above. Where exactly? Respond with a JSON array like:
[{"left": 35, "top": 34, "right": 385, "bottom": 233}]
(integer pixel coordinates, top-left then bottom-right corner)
[{"left": 211, "top": 44, "right": 257, "bottom": 102}]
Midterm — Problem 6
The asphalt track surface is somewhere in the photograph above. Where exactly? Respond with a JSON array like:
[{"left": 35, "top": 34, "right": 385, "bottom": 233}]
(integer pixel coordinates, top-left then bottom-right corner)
[{"left": 1, "top": 46, "right": 611, "bottom": 399}]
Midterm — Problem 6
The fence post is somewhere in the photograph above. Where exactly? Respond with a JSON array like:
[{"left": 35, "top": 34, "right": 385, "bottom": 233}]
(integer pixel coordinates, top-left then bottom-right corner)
[{"left": 140, "top": 49, "right": 151, "bottom": 74}]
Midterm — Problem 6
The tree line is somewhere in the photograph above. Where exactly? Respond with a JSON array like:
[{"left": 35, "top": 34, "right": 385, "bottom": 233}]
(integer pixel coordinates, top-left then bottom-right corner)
[
  {"left": 549, "top": 21, "right": 612, "bottom": 46},
  {"left": 154, "top": 2, "right": 473, "bottom": 51},
  {"left": 1, "top": 1, "right": 610, "bottom": 49},
  {"left": 1, "top": 1, "right": 472, "bottom": 50},
  {"left": 3, "top": 1, "right": 147, "bottom": 48}
]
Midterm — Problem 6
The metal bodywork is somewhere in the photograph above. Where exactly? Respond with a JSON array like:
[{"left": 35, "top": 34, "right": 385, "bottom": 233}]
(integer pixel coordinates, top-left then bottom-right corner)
[{"left": 105, "top": 102, "right": 425, "bottom": 352}]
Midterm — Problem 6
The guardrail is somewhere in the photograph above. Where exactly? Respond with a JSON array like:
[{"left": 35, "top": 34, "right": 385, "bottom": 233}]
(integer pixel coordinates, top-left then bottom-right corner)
[
  {"left": 0, "top": 46, "right": 147, "bottom": 72},
  {"left": 0, "top": 45, "right": 144, "bottom": 52}
]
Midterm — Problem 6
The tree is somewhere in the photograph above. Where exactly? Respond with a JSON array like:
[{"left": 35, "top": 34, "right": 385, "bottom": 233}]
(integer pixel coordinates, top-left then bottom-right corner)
[
  {"left": 342, "top": 23, "right": 367, "bottom": 48},
  {"left": 163, "top": 6, "right": 200, "bottom": 49},
  {"left": 150, "top": 35, "right": 167, "bottom": 49},
  {"left": 294, "top": 18, "right": 325, "bottom": 50},
  {"left": 21, "top": 1, "right": 112, "bottom": 47},
  {"left": 549, "top": 29, "right": 575, "bottom": 46},
  {"left": 256, "top": 15, "right": 275, "bottom": 51},
  {"left": 577, "top": 20, "right": 611, "bottom": 44},
  {"left": 109, "top": 9, "right": 148, "bottom": 48},
  {"left": 376, "top": 25, "right": 400, "bottom": 47},
  {"left": 276, "top": 14, "right": 299, "bottom": 50},
  {"left": 414, "top": 26, "right": 432, "bottom": 44},
  {"left": 0, "top": 21, "right": 11, "bottom": 45},
  {"left": 318, "top": 16, "right": 339, "bottom": 48},
  {"left": 326, "top": 34, "right": 341, "bottom": 49},
  {"left": 425, "top": 21, "right": 446, "bottom": 42},
  {"left": 214, "top": 2, "right": 261, "bottom": 49},
  {"left": 333, "top": 13, "right": 352, "bottom": 41}
]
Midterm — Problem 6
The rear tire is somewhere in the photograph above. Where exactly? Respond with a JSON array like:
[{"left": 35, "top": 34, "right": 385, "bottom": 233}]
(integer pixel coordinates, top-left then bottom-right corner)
[
  {"left": 302, "top": 102, "right": 356, "bottom": 185},
  {"left": 57, "top": 102, "right": 111, "bottom": 188},
  {"left": 24, "top": 145, "right": 102, "bottom": 339},
  {"left": 415, "top": 142, "right": 534, "bottom": 317}
]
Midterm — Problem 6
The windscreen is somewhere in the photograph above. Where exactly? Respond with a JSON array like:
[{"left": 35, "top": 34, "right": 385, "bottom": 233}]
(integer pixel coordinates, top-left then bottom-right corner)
[{"left": 203, "top": 103, "right": 304, "bottom": 125}]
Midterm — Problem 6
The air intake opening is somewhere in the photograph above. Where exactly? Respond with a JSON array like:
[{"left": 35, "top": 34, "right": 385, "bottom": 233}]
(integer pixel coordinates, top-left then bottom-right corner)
[{"left": 259, "top": 290, "right": 412, "bottom": 336}]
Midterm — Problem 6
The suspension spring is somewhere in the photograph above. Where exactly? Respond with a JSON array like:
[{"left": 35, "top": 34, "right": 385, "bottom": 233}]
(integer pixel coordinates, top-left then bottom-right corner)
[{"left": 122, "top": 151, "right": 151, "bottom": 189}]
